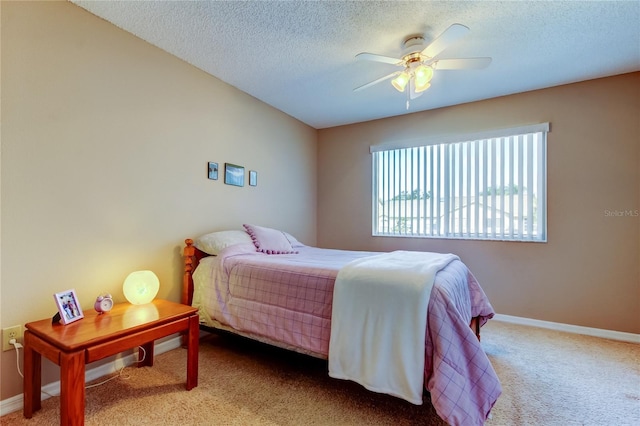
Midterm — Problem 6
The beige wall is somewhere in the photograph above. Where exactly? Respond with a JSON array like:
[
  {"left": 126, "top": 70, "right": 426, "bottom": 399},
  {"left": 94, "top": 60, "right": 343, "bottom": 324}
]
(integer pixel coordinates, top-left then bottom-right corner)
[
  {"left": 318, "top": 72, "right": 640, "bottom": 335},
  {"left": 0, "top": 2, "right": 316, "bottom": 400}
]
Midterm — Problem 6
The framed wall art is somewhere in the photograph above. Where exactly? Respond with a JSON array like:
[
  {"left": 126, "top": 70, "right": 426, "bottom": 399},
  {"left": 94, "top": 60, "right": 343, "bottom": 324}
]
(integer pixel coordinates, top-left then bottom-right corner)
[
  {"left": 224, "top": 163, "right": 245, "bottom": 187},
  {"left": 208, "top": 162, "right": 218, "bottom": 180},
  {"left": 249, "top": 170, "right": 257, "bottom": 186},
  {"left": 53, "top": 289, "right": 84, "bottom": 324}
]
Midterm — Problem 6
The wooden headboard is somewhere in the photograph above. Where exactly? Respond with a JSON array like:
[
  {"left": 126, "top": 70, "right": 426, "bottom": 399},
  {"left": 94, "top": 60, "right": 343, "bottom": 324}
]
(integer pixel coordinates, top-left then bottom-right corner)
[{"left": 182, "top": 239, "right": 211, "bottom": 306}]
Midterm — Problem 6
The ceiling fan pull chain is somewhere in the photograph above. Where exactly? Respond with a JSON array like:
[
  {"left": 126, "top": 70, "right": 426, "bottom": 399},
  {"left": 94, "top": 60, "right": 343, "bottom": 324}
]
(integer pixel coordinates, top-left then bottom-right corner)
[{"left": 406, "top": 87, "right": 410, "bottom": 110}]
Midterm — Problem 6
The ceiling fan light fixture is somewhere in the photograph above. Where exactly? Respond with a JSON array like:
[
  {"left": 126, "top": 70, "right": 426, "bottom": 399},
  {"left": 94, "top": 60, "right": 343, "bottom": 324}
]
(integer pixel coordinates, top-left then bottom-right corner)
[
  {"left": 415, "top": 82, "right": 431, "bottom": 93},
  {"left": 391, "top": 71, "right": 410, "bottom": 92},
  {"left": 413, "top": 64, "right": 433, "bottom": 92}
]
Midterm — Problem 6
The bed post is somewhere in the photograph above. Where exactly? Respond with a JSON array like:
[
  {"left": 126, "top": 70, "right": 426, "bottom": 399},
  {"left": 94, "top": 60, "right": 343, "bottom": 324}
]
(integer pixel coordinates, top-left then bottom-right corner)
[
  {"left": 470, "top": 317, "right": 481, "bottom": 341},
  {"left": 182, "top": 239, "right": 200, "bottom": 348},
  {"left": 183, "top": 239, "right": 196, "bottom": 306}
]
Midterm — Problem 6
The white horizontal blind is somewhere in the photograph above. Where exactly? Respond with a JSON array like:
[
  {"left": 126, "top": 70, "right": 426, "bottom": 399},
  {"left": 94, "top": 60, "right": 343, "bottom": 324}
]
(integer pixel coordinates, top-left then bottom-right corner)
[{"left": 372, "top": 124, "right": 548, "bottom": 242}]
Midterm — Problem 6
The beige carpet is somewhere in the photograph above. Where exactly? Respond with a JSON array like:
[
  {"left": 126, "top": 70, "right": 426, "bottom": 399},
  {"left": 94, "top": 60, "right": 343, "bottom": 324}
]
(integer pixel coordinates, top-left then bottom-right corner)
[{"left": 2, "top": 321, "right": 639, "bottom": 425}]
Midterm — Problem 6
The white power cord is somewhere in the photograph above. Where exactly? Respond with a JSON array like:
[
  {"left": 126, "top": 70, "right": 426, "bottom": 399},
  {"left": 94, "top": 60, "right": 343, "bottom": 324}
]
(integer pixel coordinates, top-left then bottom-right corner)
[
  {"left": 10, "top": 339, "right": 148, "bottom": 392},
  {"left": 9, "top": 339, "right": 23, "bottom": 377},
  {"left": 11, "top": 339, "right": 55, "bottom": 398},
  {"left": 84, "top": 346, "right": 146, "bottom": 389}
]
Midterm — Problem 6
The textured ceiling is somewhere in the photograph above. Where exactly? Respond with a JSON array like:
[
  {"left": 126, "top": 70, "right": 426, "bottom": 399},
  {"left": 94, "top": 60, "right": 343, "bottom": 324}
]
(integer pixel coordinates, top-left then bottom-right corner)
[{"left": 71, "top": 1, "right": 640, "bottom": 129}]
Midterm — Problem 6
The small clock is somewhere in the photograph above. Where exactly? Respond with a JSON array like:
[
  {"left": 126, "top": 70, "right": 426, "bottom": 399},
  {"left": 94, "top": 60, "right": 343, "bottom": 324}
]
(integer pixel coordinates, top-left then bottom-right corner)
[{"left": 94, "top": 294, "right": 114, "bottom": 314}]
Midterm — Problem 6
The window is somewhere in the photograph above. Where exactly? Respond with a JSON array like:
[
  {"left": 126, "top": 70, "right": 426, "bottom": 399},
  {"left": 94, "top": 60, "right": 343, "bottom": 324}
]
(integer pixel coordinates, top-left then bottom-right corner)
[{"left": 371, "top": 124, "right": 548, "bottom": 242}]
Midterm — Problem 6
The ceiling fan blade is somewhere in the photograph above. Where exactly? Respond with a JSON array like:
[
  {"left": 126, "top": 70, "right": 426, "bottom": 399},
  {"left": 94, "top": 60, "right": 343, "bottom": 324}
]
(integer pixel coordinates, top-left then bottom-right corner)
[
  {"left": 435, "top": 57, "right": 492, "bottom": 70},
  {"left": 353, "top": 72, "right": 400, "bottom": 92},
  {"left": 421, "top": 23, "right": 470, "bottom": 59},
  {"left": 355, "top": 52, "right": 404, "bottom": 66}
]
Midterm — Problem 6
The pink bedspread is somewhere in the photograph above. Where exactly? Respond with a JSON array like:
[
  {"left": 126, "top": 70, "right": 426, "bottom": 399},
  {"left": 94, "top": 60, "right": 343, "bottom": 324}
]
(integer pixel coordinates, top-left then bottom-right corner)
[{"left": 192, "top": 243, "right": 501, "bottom": 425}]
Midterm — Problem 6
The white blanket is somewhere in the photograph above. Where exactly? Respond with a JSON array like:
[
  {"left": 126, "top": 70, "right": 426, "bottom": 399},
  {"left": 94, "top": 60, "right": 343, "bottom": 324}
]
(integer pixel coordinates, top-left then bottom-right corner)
[{"left": 328, "top": 250, "right": 459, "bottom": 405}]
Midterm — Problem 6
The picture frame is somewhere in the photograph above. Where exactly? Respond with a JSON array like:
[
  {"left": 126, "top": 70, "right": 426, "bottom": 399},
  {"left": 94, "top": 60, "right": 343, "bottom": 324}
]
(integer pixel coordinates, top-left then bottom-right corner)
[
  {"left": 207, "top": 162, "right": 218, "bottom": 180},
  {"left": 53, "top": 289, "right": 84, "bottom": 325},
  {"left": 249, "top": 170, "right": 257, "bottom": 187},
  {"left": 224, "top": 163, "right": 245, "bottom": 187}
]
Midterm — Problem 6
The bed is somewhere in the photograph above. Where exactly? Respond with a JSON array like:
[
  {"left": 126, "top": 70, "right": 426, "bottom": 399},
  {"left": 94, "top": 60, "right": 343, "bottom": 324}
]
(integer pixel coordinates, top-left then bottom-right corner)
[{"left": 182, "top": 225, "right": 501, "bottom": 426}]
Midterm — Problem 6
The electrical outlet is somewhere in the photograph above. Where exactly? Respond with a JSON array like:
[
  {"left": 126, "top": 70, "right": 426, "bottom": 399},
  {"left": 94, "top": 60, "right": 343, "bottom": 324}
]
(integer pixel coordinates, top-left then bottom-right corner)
[{"left": 2, "top": 325, "right": 23, "bottom": 351}]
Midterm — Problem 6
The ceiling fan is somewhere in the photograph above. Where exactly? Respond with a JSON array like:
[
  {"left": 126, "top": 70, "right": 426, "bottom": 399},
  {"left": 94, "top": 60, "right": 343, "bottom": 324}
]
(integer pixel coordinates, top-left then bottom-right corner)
[{"left": 354, "top": 24, "right": 491, "bottom": 108}]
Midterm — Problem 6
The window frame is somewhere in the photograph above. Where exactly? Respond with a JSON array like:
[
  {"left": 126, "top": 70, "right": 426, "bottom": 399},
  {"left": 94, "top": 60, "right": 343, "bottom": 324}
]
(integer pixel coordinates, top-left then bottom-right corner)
[{"left": 371, "top": 123, "right": 549, "bottom": 242}]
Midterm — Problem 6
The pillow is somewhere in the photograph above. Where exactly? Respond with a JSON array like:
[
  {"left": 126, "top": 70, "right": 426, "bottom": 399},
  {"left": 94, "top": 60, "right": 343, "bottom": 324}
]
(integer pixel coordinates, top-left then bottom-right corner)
[
  {"left": 243, "top": 224, "right": 298, "bottom": 254},
  {"left": 284, "top": 232, "right": 305, "bottom": 248},
  {"left": 193, "top": 230, "right": 253, "bottom": 255}
]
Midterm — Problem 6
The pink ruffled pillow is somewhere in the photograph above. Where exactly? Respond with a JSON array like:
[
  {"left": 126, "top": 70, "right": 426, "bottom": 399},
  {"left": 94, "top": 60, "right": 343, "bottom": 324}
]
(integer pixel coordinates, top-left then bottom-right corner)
[{"left": 243, "top": 224, "right": 298, "bottom": 254}]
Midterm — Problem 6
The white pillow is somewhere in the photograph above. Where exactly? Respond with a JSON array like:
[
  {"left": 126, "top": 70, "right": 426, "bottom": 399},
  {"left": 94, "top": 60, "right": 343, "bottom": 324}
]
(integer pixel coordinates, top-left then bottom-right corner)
[
  {"left": 193, "top": 230, "right": 253, "bottom": 255},
  {"left": 283, "top": 232, "right": 305, "bottom": 248}
]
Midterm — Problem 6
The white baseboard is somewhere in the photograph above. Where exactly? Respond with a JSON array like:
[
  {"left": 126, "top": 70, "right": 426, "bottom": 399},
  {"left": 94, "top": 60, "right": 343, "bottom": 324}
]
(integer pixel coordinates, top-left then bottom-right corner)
[
  {"left": 0, "top": 336, "right": 182, "bottom": 417},
  {"left": 493, "top": 314, "right": 640, "bottom": 344}
]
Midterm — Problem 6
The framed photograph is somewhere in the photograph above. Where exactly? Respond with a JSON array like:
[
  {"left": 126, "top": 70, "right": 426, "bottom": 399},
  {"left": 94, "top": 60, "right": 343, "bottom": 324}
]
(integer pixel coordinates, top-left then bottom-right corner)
[
  {"left": 53, "top": 289, "right": 84, "bottom": 325},
  {"left": 249, "top": 170, "right": 257, "bottom": 187},
  {"left": 207, "top": 162, "right": 218, "bottom": 180},
  {"left": 224, "top": 163, "right": 245, "bottom": 187}
]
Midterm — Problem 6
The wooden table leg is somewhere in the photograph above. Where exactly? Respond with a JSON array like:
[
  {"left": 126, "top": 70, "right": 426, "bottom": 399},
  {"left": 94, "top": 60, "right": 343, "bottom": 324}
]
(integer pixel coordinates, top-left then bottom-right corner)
[
  {"left": 60, "top": 350, "right": 85, "bottom": 426},
  {"left": 139, "top": 341, "right": 154, "bottom": 367},
  {"left": 186, "top": 314, "right": 199, "bottom": 390},
  {"left": 23, "top": 331, "right": 41, "bottom": 418}
]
